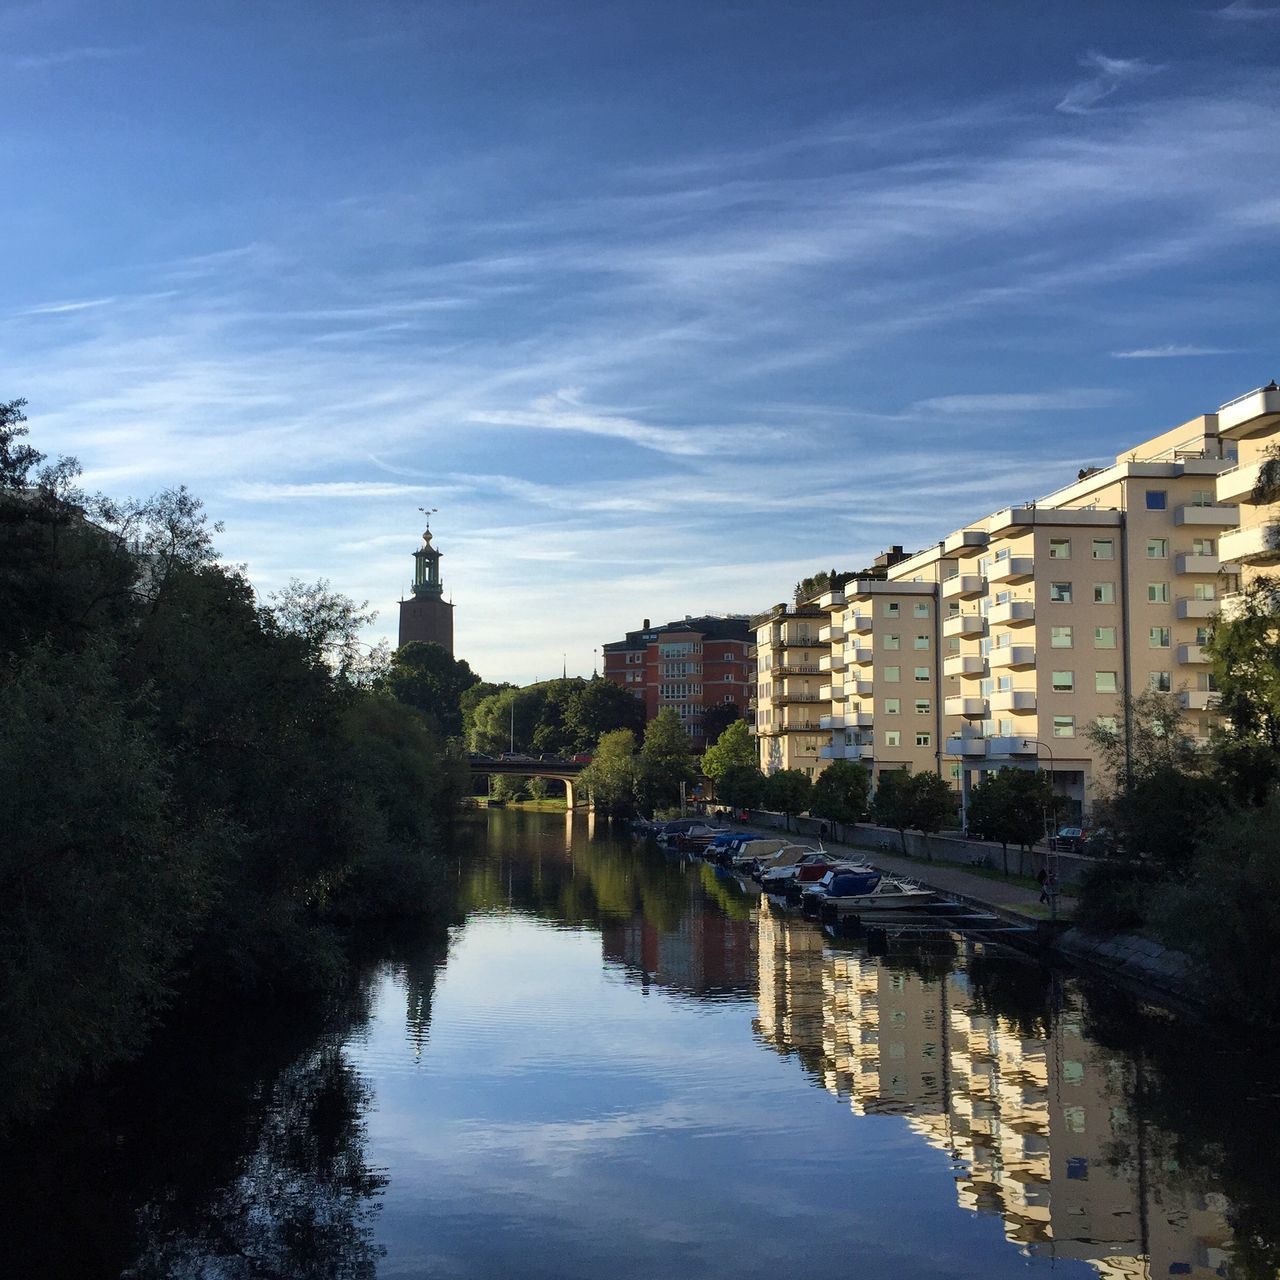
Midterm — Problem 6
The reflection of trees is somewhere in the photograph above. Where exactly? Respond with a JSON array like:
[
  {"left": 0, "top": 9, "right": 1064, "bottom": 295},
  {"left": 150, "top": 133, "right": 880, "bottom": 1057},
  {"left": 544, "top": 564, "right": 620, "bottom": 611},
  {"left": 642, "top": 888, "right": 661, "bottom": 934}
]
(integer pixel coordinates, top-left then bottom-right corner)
[
  {"left": 964, "top": 947, "right": 1054, "bottom": 1040},
  {"left": 0, "top": 970, "right": 389, "bottom": 1279}
]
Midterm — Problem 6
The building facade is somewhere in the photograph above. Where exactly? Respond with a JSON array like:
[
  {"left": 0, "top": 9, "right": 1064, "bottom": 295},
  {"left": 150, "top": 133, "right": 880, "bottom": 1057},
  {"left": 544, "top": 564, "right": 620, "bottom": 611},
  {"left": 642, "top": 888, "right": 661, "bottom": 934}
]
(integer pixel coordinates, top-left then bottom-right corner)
[
  {"left": 397, "top": 521, "right": 455, "bottom": 653},
  {"left": 601, "top": 615, "right": 755, "bottom": 751},
  {"left": 751, "top": 602, "right": 833, "bottom": 776},
  {"left": 1214, "top": 381, "right": 1280, "bottom": 588},
  {"left": 802, "top": 405, "right": 1243, "bottom": 820}
]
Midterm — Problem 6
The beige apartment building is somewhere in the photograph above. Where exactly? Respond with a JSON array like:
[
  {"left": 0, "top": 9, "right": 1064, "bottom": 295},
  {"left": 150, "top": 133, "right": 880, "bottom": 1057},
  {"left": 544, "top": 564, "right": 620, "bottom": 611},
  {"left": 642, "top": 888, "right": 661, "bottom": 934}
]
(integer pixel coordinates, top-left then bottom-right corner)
[
  {"left": 751, "top": 603, "right": 833, "bottom": 776},
  {"left": 801, "top": 408, "right": 1241, "bottom": 820},
  {"left": 1214, "top": 381, "right": 1280, "bottom": 587}
]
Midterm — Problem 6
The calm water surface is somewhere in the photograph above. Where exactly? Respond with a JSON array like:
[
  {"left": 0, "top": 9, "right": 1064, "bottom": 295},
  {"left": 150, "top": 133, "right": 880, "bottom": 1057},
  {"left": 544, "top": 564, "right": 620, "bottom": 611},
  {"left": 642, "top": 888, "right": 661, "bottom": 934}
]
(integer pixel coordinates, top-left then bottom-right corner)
[{"left": 6, "top": 810, "right": 1278, "bottom": 1278}]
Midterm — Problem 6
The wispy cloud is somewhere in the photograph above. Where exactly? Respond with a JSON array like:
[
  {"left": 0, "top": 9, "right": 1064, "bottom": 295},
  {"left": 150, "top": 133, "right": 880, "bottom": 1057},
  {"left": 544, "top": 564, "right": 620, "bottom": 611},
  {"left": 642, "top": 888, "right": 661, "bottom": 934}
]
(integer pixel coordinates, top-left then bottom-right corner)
[
  {"left": 1213, "top": 1, "right": 1280, "bottom": 19},
  {"left": 16, "top": 296, "right": 116, "bottom": 317},
  {"left": 1057, "top": 51, "right": 1163, "bottom": 115},
  {"left": 11, "top": 45, "right": 135, "bottom": 70},
  {"left": 913, "top": 390, "right": 1126, "bottom": 414},
  {"left": 1111, "top": 344, "right": 1238, "bottom": 358}
]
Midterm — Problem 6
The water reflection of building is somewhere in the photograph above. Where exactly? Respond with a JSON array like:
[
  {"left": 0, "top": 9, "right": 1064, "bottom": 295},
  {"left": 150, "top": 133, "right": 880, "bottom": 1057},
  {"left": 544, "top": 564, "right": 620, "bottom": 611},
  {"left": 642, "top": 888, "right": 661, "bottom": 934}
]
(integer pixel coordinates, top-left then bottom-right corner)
[
  {"left": 600, "top": 894, "right": 756, "bottom": 1000},
  {"left": 755, "top": 903, "right": 1235, "bottom": 1279}
]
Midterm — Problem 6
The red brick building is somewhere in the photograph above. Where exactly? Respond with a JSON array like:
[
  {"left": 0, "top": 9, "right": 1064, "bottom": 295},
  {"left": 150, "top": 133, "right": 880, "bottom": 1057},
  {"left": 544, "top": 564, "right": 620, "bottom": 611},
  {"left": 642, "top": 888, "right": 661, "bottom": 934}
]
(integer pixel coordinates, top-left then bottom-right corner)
[{"left": 601, "top": 615, "right": 755, "bottom": 751}]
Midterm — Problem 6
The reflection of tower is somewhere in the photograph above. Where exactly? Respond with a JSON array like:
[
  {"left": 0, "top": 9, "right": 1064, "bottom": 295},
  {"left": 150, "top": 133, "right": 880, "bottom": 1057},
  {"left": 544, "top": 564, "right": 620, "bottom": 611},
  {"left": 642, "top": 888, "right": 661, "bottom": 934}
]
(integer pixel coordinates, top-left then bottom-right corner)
[{"left": 397, "top": 516, "right": 455, "bottom": 653}]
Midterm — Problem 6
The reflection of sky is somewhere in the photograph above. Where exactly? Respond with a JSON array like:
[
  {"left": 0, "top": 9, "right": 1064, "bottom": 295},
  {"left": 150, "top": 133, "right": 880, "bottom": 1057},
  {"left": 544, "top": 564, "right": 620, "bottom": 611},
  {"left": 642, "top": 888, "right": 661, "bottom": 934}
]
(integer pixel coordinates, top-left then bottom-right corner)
[{"left": 349, "top": 915, "right": 1093, "bottom": 1279}]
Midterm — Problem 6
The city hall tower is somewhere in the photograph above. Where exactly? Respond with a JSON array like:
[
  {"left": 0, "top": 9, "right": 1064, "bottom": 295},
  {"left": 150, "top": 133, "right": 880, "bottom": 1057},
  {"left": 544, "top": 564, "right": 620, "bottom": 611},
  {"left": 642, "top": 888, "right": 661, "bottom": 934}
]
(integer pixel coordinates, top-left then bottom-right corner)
[{"left": 397, "top": 518, "right": 455, "bottom": 653}]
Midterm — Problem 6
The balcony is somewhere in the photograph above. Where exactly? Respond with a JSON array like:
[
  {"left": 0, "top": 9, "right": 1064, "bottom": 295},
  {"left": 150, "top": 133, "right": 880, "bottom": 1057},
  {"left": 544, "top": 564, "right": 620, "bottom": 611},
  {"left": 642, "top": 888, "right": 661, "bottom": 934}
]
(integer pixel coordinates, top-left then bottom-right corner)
[
  {"left": 945, "top": 695, "right": 988, "bottom": 719},
  {"left": 1175, "top": 504, "right": 1237, "bottom": 527},
  {"left": 943, "top": 528, "right": 989, "bottom": 556},
  {"left": 987, "top": 736, "right": 1038, "bottom": 757},
  {"left": 945, "top": 734, "right": 988, "bottom": 757},
  {"left": 819, "top": 741, "right": 853, "bottom": 760},
  {"left": 774, "top": 662, "right": 820, "bottom": 676},
  {"left": 818, "top": 651, "right": 846, "bottom": 674},
  {"left": 988, "top": 600, "right": 1035, "bottom": 627},
  {"left": 988, "top": 689, "right": 1036, "bottom": 713},
  {"left": 943, "top": 612, "right": 985, "bottom": 638},
  {"left": 1174, "top": 552, "right": 1224, "bottom": 574},
  {"left": 849, "top": 610, "right": 873, "bottom": 633},
  {"left": 779, "top": 632, "right": 819, "bottom": 648},
  {"left": 1216, "top": 459, "right": 1265, "bottom": 506},
  {"left": 1177, "top": 644, "right": 1210, "bottom": 665},
  {"left": 775, "top": 690, "right": 824, "bottom": 705},
  {"left": 944, "top": 653, "right": 986, "bottom": 678},
  {"left": 818, "top": 683, "right": 847, "bottom": 703},
  {"left": 851, "top": 678, "right": 874, "bottom": 697},
  {"left": 989, "top": 644, "right": 1036, "bottom": 670},
  {"left": 847, "top": 709, "right": 874, "bottom": 728},
  {"left": 1179, "top": 690, "right": 1218, "bottom": 711},
  {"left": 1217, "top": 385, "right": 1280, "bottom": 439},
  {"left": 1176, "top": 597, "right": 1218, "bottom": 620},
  {"left": 819, "top": 713, "right": 847, "bottom": 731},
  {"left": 988, "top": 555, "right": 1035, "bottom": 585},
  {"left": 1219, "top": 521, "right": 1280, "bottom": 567},
  {"left": 816, "top": 587, "right": 847, "bottom": 611},
  {"left": 851, "top": 646, "right": 874, "bottom": 666},
  {"left": 817, "top": 622, "right": 845, "bottom": 644},
  {"left": 942, "top": 573, "right": 987, "bottom": 601}
]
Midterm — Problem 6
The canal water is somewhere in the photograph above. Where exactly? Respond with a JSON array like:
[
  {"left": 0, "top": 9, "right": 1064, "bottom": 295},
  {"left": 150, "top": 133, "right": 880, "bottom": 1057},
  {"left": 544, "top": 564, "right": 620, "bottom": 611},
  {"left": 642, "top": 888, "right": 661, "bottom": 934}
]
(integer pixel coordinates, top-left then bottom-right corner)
[{"left": 5, "top": 810, "right": 1278, "bottom": 1278}]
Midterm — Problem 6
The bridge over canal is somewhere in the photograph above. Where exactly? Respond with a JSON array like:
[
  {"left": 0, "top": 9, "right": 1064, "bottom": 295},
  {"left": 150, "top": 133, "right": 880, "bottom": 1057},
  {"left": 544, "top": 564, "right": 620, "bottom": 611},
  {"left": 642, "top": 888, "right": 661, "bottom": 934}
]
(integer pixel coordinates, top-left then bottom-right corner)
[{"left": 469, "top": 758, "right": 590, "bottom": 809}]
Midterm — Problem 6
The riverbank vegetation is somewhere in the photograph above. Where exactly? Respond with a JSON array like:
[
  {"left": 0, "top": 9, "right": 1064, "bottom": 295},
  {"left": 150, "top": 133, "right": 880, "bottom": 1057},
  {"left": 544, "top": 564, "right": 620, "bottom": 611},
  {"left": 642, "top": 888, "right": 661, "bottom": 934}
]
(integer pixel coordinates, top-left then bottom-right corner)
[
  {"left": 1078, "top": 583, "right": 1280, "bottom": 1025},
  {"left": 0, "top": 400, "right": 469, "bottom": 1121}
]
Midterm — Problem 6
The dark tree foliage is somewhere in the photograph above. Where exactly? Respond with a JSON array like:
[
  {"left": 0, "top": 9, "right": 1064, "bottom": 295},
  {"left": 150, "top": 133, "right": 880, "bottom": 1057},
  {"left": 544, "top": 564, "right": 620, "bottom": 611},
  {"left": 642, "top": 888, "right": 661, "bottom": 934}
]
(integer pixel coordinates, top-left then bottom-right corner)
[
  {"left": 764, "top": 768, "right": 812, "bottom": 831},
  {"left": 380, "top": 640, "right": 480, "bottom": 738},
  {"left": 716, "top": 763, "right": 767, "bottom": 811},
  {"left": 700, "top": 700, "right": 744, "bottom": 744},
  {"left": 0, "top": 401, "right": 466, "bottom": 1121},
  {"left": 871, "top": 768, "right": 914, "bottom": 853},
  {"left": 808, "top": 759, "right": 870, "bottom": 840}
]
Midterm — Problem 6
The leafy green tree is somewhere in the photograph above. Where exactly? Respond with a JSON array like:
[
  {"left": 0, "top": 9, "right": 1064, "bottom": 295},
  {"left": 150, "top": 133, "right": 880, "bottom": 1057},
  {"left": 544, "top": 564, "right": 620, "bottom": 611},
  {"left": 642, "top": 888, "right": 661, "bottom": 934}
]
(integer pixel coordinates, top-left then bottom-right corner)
[
  {"left": 871, "top": 768, "right": 913, "bottom": 853},
  {"left": 0, "top": 397, "right": 40, "bottom": 488},
  {"left": 717, "top": 763, "right": 766, "bottom": 811},
  {"left": 700, "top": 701, "right": 744, "bottom": 744},
  {"left": 564, "top": 677, "right": 645, "bottom": 751},
  {"left": 967, "top": 768, "right": 1056, "bottom": 875},
  {"left": 905, "top": 772, "right": 954, "bottom": 860},
  {"left": 266, "top": 578, "right": 378, "bottom": 680},
  {"left": 491, "top": 774, "right": 527, "bottom": 803},
  {"left": 580, "top": 728, "right": 640, "bottom": 815},
  {"left": 765, "top": 768, "right": 812, "bottom": 831},
  {"left": 461, "top": 680, "right": 512, "bottom": 741},
  {"left": 381, "top": 641, "right": 480, "bottom": 737},
  {"left": 638, "top": 708, "right": 698, "bottom": 813},
  {"left": 526, "top": 776, "right": 549, "bottom": 802},
  {"left": 700, "top": 719, "right": 756, "bottom": 784},
  {"left": 809, "top": 759, "right": 870, "bottom": 840}
]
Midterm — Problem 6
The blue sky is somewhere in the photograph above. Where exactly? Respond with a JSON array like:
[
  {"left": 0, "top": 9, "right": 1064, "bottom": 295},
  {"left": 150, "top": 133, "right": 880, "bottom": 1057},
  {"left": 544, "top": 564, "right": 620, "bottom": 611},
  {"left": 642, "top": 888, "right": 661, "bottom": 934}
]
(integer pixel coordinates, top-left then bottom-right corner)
[{"left": 5, "top": 1, "right": 1280, "bottom": 682}]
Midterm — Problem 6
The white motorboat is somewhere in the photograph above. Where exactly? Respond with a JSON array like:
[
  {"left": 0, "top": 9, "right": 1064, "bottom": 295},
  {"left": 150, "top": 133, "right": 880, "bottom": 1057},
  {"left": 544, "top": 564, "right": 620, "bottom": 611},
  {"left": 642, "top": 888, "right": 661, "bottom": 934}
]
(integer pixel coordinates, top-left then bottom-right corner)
[{"left": 812, "top": 875, "right": 937, "bottom": 917}]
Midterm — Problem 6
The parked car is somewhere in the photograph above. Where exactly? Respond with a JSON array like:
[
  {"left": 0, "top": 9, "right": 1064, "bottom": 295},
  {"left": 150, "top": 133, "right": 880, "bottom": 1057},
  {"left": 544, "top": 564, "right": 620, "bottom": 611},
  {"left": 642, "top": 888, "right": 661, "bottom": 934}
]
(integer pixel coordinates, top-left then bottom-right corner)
[
  {"left": 571, "top": 753, "right": 592, "bottom": 764},
  {"left": 499, "top": 752, "right": 535, "bottom": 762},
  {"left": 1050, "top": 826, "right": 1087, "bottom": 852}
]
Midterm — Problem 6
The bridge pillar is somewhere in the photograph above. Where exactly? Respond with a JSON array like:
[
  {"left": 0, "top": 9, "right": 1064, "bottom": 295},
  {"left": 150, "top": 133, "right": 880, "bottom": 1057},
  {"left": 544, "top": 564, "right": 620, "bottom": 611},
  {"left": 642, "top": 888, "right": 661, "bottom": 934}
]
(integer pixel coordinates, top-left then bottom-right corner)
[{"left": 563, "top": 777, "right": 575, "bottom": 811}]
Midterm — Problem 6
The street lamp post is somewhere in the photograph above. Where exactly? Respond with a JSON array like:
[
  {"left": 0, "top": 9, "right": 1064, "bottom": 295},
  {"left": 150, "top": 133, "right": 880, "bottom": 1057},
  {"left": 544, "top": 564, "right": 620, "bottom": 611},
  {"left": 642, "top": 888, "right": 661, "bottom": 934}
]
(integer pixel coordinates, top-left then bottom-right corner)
[{"left": 1020, "top": 736, "right": 1059, "bottom": 920}]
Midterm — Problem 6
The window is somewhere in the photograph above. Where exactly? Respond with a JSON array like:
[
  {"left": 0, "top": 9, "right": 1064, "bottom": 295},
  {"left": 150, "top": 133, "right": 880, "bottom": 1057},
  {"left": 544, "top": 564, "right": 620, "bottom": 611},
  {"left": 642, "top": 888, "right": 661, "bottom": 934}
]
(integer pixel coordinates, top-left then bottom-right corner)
[
  {"left": 1094, "top": 582, "right": 1115, "bottom": 604},
  {"left": 1192, "top": 537, "right": 1215, "bottom": 556},
  {"left": 1096, "top": 671, "right": 1117, "bottom": 693},
  {"left": 1050, "top": 582, "right": 1073, "bottom": 603},
  {"left": 913, "top": 602, "right": 930, "bottom": 618},
  {"left": 1146, "top": 538, "right": 1168, "bottom": 558},
  {"left": 996, "top": 675, "right": 1012, "bottom": 692},
  {"left": 1145, "top": 489, "right": 1167, "bottom": 510},
  {"left": 1193, "top": 583, "right": 1216, "bottom": 601},
  {"left": 883, "top": 665, "right": 900, "bottom": 682},
  {"left": 1052, "top": 671, "right": 1074, "bottom": 692},
  {"left": 915, "top": 698, "right": 931, "bottom": 714},
  {"left": 913, "top": 635, "right": 929, "bottom": 650},
  {"left": 885, "top": 698, "right": 901, "bottom": 714},
  {"left": 1150, "top": 671, "right": 1171, "bottom": 691},
  {"left": 1092, "top": 539, "right": 1115, "bottom": 561},
  {"left": 914, "top": 666, "right": 930, "bottom": 682},
  {"left": 1190, "top": 489, "right": 1214, "bottom": 508},
  {"left": 1195, "top": 625, "right": 1210, "bottom": 645},
  {"left": 884, "top": 602, "right": 900, "bottom": 617},
  {"left": 884, "top": 634, "right": 901, "bottom": 650},
  {"left": 1148, "top": 583, "right": 1170, "bottom": 603},
  {"left": 1095, "top": 625, "right": 1117, "bottom": 648},
  {"left": 1149, "top": 626, "right": 1170, "bottom": 648},
  {"left": 915, "top": 732, "right": 932, "bottom": 747},
  {"left": 1049, "top": 538, "right": 1071, "bottom": 559},
  {"left": 1051, "top": 625, "right": 1073, "bottom": 648},
  {"left": 1053, "top": 715, "right": 1076, "bottom": 739},
  {"left": 998, "top": 718, "right": 1013, "bottom": 736},
  {"left": 885, "top": 730, "right": 901, "bottom": 747}
]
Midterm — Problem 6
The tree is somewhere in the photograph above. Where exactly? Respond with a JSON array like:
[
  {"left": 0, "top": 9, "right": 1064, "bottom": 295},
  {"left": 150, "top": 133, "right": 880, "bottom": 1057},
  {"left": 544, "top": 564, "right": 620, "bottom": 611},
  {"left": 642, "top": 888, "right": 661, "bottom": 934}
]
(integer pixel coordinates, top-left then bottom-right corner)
[
  {"left": 381, "top": 641, "right": 480, "bottom": 738},
  {"left": 266, "top": 578, "right": 378, "bottom": 680},
  {"left": 580, "top": 729, "right": 639, "bottom": 815},
  {"left": 461, "top": 681, "right": 512, "bottom": 741},
  {"left": 564, "top": 677, "right": 645, "bottom": 751},
  {"left": 1208, "top": 578, "right": 1280, "bottom": 754},
  {"left": 700, "top": 701, "right": 744, "bottom": 744},
  {"left": 871, "top": 769, "right": 913, "bottom": 853},
  {"left": 809, "top": 759, "right": 870, "bottom": 841},
  {"left": 0, "top": 398, "right": 40, "bottom": 489},
  {"left": 765, "top": 768, "right": 812, "bottom": 831},
  {"left": 907, "top": 773, "right": 955, "bottom": 859},
  {"left": 638, "top": 708, "right": 697, "bottom": 813},
  {"left": 700, "top": 719, "right": 756, "bottom": 784},
  {"left": 717, "top": 763, "right": 766, "bottom": 812}
]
